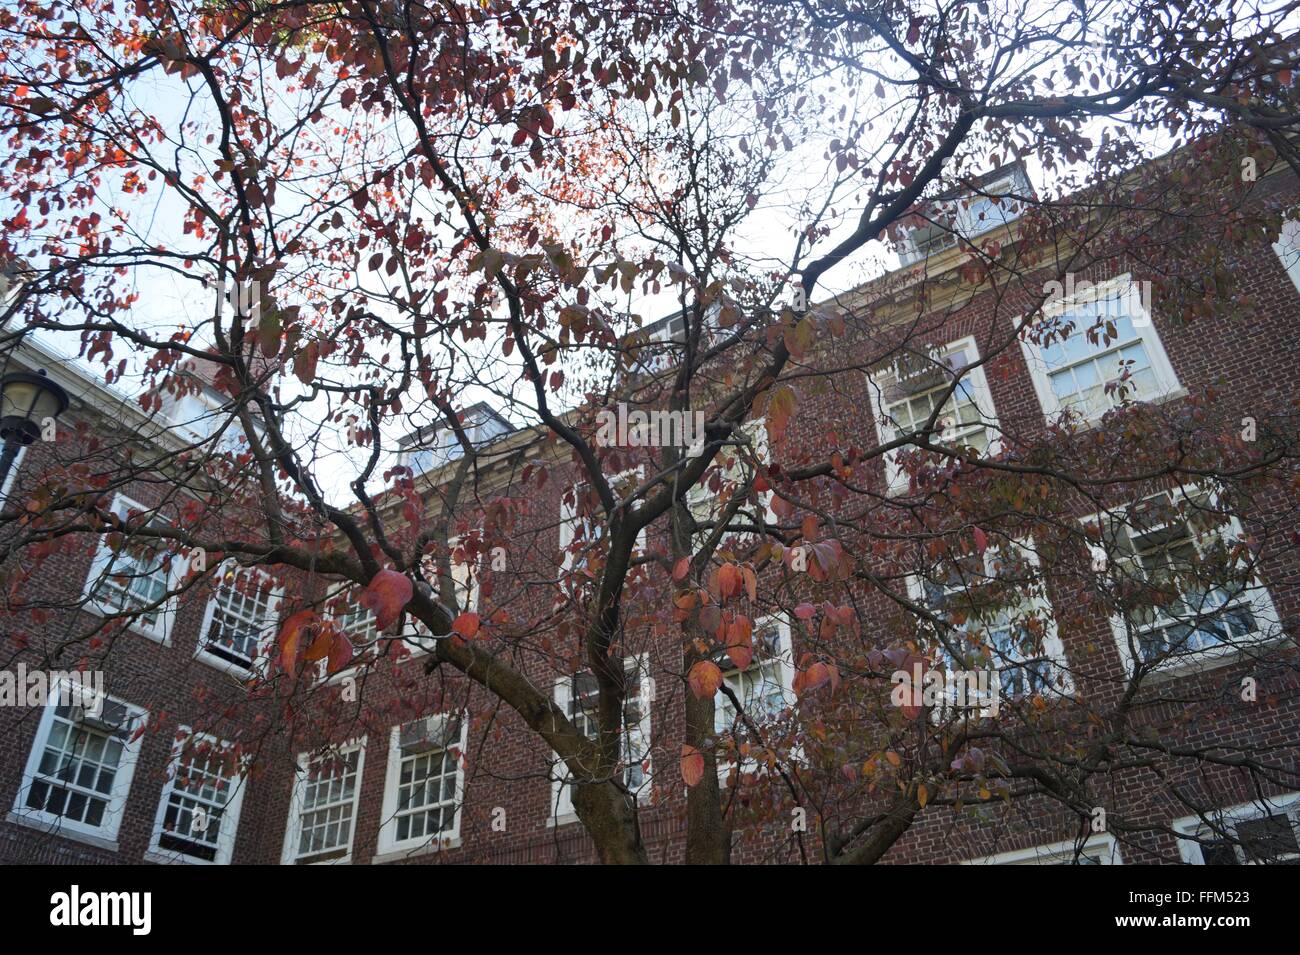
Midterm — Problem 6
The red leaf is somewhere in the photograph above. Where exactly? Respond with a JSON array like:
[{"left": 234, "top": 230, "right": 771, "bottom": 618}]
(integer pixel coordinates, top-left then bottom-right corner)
[
  {"left": 326, "top": 632, "right": 354, "bottom": 674},
  {"left": 688, "top": 660, "right": 723, "bottom": 699},
  {"left": 672, "top": 556, "right": 690, "bottom": 582},
  {"left": 681, "top": 744, "right": 705, "bottom": 787},
  {"left": 973, "top": 526, "right": 988, "bottom": 554},
  {"left": 794, "top": 602, "right": 816, "bottom": 620},
  {"left": 359, "top": 570, "right": 413, "bottom": 630}
]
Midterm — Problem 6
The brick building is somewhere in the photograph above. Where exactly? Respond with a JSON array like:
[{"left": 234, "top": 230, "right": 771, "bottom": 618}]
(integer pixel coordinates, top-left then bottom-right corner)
[{"left": 2, "top": 153, "right": 1300, "bottom": 865}]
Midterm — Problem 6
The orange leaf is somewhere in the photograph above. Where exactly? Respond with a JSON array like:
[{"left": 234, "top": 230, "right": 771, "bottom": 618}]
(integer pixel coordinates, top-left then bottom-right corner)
[
  {"left": 681, "top": 744, "right": 705, "bottom": 787},
  {"left": 718, "top": 562, "right": 742, "bottom": 599},
  {"left": 725, "top": 615, "right": 753, "bottom": 669},
  {"left": 671, "top": 556, "right": 690, "bottom": 582},
  {"left": 741, "top": 565, "right": 757, "bottom": 602},
  {"left": 451, "top": 611, "right": 480, "bottom": 639},
  {"left": 278, "top": 610, "right": 320, "bottom": 673},
  {"left": 688, "top": 660, "right": 723, "bottom": 699},
  {"left": 359, "top": 569, "right": 413, "bottom": 630}
]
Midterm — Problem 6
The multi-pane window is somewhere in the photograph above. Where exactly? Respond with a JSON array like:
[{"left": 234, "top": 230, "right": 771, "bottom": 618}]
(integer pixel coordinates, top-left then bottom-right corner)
[
  {"left": 84, "top": 495, "right": 177, "bottom": 642},
  {"left": 198, "top": 565, "right": 279, "bottom": 671},
  {"left": 13, "top": 687, "right": 145, "bottom": 842},
  {"left": 378, "top": 714, "right": 465, "bottom": 853},
  {"left": 911, "top": 540, "right": 1067, "bottom": 707},
  {"left": 149, "top": 733, "right": 246, "bottom": 864},
  {"left": 968, "top": 835, "right": 1122, "bottom": 865},
  {"left": 685, "top": 419, "right": 772, "bottom": 546},
  {"left": 551, "top": 656, "right": 651, "bottom": 818},
  {"left": 1176, "top": 795, "right": 1300, "bottom": 865},
  {"left": 1021, "top": 276, "right": 1180, "bottom": 422},
  {"left": 1087, "top": 488, "right": 1279, "bottom": 669},
  {"left": 560, "top": 467, "right": 646, "bottom": 573},
  {"left": 1272, "top": 217, "right": 1300, "bottom": 295},
  {"left": 715, "top": 617, "right": 795, "bottom": 737},
  {"left": 284, "top": 743, "right": 365, "bottom": 864},
  {"left": 867, "top": 338, "right": 999, "bottom": 492}
]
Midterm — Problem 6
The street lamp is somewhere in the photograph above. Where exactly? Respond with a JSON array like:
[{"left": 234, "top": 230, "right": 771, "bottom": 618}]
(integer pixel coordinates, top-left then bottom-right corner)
[{"left": 0, "top": 369, "right": 70, "bottom": 493}]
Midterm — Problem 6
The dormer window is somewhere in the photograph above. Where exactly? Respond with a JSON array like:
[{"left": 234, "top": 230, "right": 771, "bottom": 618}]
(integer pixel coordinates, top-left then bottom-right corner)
[
  {"left": 401, "top": 404, "right": 511, "bottom": 476},
  {"left": 897, "top": 165, "right": 1031, "bottom": 265}
]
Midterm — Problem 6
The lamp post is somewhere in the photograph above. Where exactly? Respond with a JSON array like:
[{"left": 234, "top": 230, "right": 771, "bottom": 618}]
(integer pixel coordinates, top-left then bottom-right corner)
[{"left": 0, "top": 369, "right": 70, "bottom": 493}]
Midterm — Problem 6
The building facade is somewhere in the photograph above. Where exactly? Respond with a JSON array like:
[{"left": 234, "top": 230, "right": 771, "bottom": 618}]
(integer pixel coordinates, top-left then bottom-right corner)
[{"left": 2, "top": 157, "right": 1300, "bottom": 865}]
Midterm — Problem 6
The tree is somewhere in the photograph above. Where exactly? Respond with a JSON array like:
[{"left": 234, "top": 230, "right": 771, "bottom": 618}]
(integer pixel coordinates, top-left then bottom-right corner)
[{"left": 2, "top": 0, "right": 1300, "bottom": 864}]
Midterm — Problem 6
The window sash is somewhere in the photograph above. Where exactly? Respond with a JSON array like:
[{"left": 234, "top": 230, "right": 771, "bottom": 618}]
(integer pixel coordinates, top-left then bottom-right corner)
[{"left": 292, "top": 748, "right": 363, "bottom": 863}]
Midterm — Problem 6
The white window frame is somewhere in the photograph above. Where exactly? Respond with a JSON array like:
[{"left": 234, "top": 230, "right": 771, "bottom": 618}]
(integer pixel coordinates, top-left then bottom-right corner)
[
  {"left": 559, "top": 466, "right": 648, "bottom": 574},
  {"left": 964, "top": 834, "right": 1122, "bottom": 865},
  {"left": 194, "top": 563, "right": 282, "bottom": 677},
  {"left": 550, "top": 653, "right": 652, "bottom": 823},
  {"left": 1174, "top": 792, "right": 1300, "bottom": 864},
  {"left": 905, "top": 537, "right": 1073, "bottom": 718},
  {"left": 685, "top": 418, "right": 775, "bottom": 546},
  {"left": 82, "top": 493, "right": 188, "bottom": 646},
  {"left": 714, "top": 614, "right": 798, "bottom": 778},
  {"left": 0, "top": 444, "right": 27, "bottom": 503},
  {"left": 280, "top": 738, "right": 367, "bottom": 865},
  {"left": 1272, "top": 216, "right": 1300, "bottom": 295},
  {"left": 404, "top": 538, "right": 481, "bottom": 655},
  {"left": 8, "top": 680, "right": 147, "bottom": 848},
  {"left": 1018, "top": 274, "right": 1181, "bottom": 424},
  {"left": 145, "top": 729, "right": 248, "bottom": 865},
  {"left": 376, "top": 712, "right": 468, "bottom": 857},
  {"left": 866, "top": 336, "right": 1001, "bottom": 495},
  {"left": 1081, "top": 485, "right": 1283, "bottom": 679},
  {"left": 315, "top": 583, "right": 387, "bottom": 684}
]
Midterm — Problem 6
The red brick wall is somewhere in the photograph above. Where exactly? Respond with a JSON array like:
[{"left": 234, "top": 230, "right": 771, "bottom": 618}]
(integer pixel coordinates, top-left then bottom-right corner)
[{"left": 3, "top": 168, "right": 1299, "bottom": 865}]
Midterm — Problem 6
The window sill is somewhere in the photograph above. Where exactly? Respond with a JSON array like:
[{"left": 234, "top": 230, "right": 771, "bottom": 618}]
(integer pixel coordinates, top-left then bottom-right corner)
[
  {"left": 83, "top": 603, "right": 172, "bottom": 646},
  {"left": 1124, "top": 630, "right": 1290, "bottom": 684},
  {"left": 371, "top": 836, "right": 460, "bottom": 864},
  {"left": 1054, "top": 387, "right": 1189, "bottom": 432},
  {"left": 142, "top": 848, "right": 215, "bottom": 866},
  {"left": 193, "top": 648, "right": 258, "bottom": 681},
  {"left": 547, "top": 811, "right": 580, "bottom": 828},
  {"left": 5, "top": 810, "right": 120, "bottom": 853}
]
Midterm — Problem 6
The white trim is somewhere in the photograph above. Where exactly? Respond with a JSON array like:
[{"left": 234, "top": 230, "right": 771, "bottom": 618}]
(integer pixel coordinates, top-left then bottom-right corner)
[
  {"left": 866, "top": 336, "right": 1001, "bottom": 495},
  {"left": 560, "top": 466, "right": 648, "bottom": 575},
  {"left": 0, "top": 444, "right": 27, "bottom": 502},
  {"left": 81, "top": 492, "right": 188, "bottom": 645},
  {"left": 1174, "top": 792, "right": 1300, "bottom": 864},
  {"left": 685, "top": 418, "right": 775, "bottom": 544},
  {"left": 376, "top": 712, "right": 467, "bottom": 855},
  {"left": 10, "top": 680, "right": 147, "bottom": 845},
  {"left": 280, "top": 738, "right": 367, "bottom": 865},
  {"left": 964, "top": 833, "right": 1122, "bottom": 865},
  {"left": 904, "top": 536, "right": 1074, "bottom": 718},
  {"left": 714, "top": 614, "right": 798, "bottom": 779},
  {"left": 145, "top": 728, "right": 248, "bottom": 865},
  {"left": 550, "top": 653, "right": 653, "bottom": 822},
  {"left": 1271, "top": 217, "right": 1300, "bottom": 295},
  {"left": 1018, "top": 274, "right": 1181, "bottom": 424},
  {"left": 194, "top": 562, "right": 282, "bottom": 677},
  {"left": 1080, "top": 484, "right": 1285, "bottom": 679}
]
